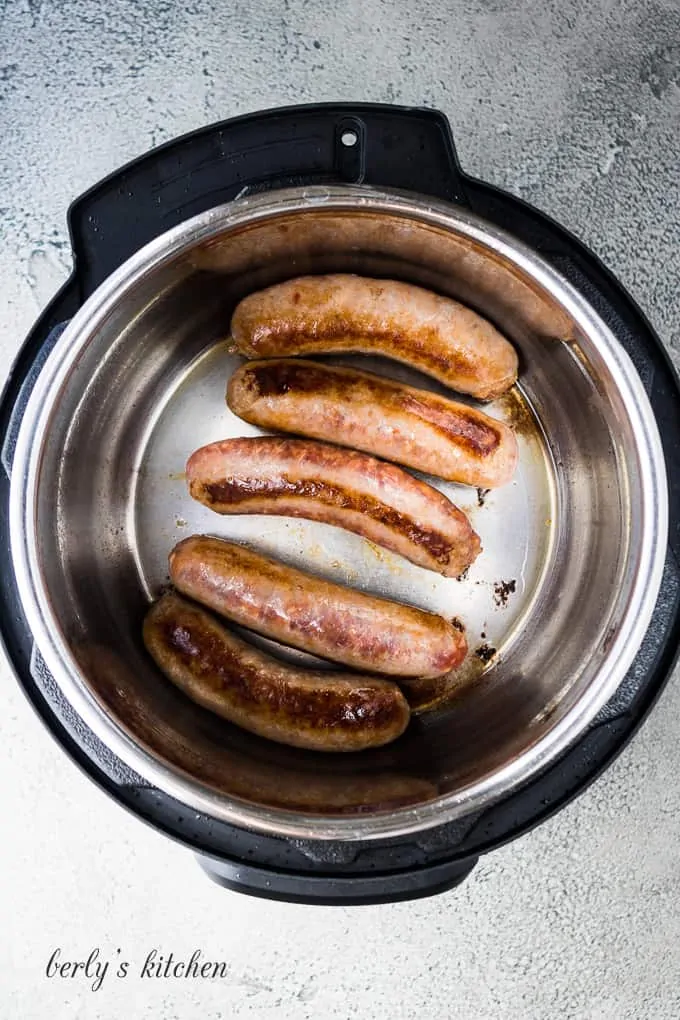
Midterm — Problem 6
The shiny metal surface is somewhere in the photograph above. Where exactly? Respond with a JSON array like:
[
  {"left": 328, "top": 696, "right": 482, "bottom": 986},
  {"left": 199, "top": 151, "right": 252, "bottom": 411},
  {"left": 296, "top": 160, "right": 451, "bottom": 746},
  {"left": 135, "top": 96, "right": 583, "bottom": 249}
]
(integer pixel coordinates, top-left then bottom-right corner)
[{"left": 9, "top": 186, "right": 668, "bottom": 840}]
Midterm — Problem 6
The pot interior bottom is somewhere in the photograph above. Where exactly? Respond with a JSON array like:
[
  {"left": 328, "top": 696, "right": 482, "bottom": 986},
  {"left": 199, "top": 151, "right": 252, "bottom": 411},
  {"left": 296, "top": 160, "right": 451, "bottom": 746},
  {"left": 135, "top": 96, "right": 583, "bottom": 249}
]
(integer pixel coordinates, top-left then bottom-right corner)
[{"left": 136, "top": 343, "right": 555, "bottom": 713}]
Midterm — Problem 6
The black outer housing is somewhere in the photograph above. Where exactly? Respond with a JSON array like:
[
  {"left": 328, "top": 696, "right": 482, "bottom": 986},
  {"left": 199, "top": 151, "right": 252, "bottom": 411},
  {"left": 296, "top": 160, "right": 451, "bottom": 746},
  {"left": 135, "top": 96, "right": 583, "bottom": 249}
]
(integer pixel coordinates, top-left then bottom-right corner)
[{"left": 2, "top": 103, "right": 680, "bottom": 904}]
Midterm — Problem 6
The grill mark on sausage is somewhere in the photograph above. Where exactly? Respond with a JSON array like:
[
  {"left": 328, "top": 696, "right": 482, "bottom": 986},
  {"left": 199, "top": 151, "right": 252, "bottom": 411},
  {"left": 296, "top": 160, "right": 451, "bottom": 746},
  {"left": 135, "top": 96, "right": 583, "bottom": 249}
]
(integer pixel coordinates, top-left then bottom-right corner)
[
  {"left": 398, "top": 393, "right": 500, "bottom": 454},
  {"left": 248, "top": 318, "right": 468, "bottom": 375},
  {"left": 243, "top": 361, "right": 501, "bottom": 456},
  {"left": 245, "top": 359, "right": 321, "bottom": 397},
  {"left": 160, "top": 614, "right": 402, "bottom": 734},
  {"left": 196, "top": 475, "right": 457, "bottom": 566}
]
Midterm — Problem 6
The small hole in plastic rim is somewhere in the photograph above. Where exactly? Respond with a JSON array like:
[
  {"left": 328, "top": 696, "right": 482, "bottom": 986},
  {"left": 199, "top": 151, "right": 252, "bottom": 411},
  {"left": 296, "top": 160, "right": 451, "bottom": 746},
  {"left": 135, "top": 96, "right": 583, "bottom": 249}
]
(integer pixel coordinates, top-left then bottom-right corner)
[{"left": 341, "top": 130, "right": 358, "bottom": 148}]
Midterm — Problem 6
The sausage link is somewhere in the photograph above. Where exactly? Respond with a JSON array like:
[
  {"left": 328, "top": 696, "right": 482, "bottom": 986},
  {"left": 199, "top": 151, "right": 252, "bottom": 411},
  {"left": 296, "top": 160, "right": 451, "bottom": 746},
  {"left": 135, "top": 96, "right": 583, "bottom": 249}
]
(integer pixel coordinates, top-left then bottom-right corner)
[
  {"left": 186, "top": 437, "right": 481, "bottom": 578},
  {"left": 230, "top": 274, "right": 518, "bottom": 400},
  {"left": 228, "top": 358, "right": 518, "bottom": 488},
  {"left": 75, "top": 642, "right": 438, "bottom": 810},
  {"left": 143, "top": 593, "right": 410, "bottom": 752},
  {"left": 169, "top": 535, "right": 467, "bottom": 677}
]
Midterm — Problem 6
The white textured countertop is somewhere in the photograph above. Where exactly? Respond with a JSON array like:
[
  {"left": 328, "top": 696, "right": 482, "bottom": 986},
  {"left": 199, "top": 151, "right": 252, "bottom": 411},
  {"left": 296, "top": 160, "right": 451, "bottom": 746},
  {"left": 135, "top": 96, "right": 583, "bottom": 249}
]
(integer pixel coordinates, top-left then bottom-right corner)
[{"left": 2, "top": 2, "right": 680, "bottom": 1017}]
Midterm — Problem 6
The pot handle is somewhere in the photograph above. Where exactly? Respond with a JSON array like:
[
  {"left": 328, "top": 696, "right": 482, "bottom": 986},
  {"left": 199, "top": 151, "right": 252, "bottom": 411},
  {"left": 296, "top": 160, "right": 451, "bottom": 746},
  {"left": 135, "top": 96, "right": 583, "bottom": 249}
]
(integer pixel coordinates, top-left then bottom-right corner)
[
  {"left": 196, "top": 850, "right": 478, "bottom": 904},
  {"left": 67, "top": 103, "right": 470, "bottom": 299}
]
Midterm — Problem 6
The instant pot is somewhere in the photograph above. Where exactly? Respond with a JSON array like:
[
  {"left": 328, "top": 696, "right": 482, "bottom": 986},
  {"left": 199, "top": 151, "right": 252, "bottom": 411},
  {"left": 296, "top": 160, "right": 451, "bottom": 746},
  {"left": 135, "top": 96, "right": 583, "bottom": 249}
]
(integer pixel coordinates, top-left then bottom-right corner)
[{"left": 2, "top": 103, "right": 679, "bottom": 904}]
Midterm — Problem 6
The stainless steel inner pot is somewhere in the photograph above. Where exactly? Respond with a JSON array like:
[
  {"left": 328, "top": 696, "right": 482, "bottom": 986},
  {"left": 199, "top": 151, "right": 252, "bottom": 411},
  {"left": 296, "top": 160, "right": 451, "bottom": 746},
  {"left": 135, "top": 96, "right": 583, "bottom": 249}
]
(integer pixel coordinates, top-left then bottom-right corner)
[{"left": 9, "top": 186, "right": 667, "bottom": 840}]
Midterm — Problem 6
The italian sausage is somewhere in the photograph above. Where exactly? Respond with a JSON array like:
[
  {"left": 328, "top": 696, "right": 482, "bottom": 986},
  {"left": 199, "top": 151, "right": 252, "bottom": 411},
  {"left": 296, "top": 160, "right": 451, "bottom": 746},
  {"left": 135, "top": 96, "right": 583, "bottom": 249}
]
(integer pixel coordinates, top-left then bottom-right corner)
[
  {"left": 186, "top": 437, "right": 481, "bottom": 578},
  {"left": 227, "top": 358, "right": 519, "bottom": 488},
  {"left": 75, "top": 641, "right": 438, "bottom": 810},
  {"left": 143, "top": 593, "right": 410, "bottom": 752},
  {"left": 230, "top": 274, "right": 518, "bottom": 400},
  {"left": 169, "top": 535, "right": 467, "bottom": 677}
]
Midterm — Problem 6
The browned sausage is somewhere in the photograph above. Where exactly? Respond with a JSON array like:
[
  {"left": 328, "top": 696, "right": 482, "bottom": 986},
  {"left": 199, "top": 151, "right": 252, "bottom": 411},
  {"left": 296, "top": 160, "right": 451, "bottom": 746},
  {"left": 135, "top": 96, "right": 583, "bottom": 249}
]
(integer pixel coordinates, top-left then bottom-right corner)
[
  {"left": 75, "top": 641, "right": 438, "bottom": 811},
  {"left": 186, "top": 437, "right": 481, "bottom": 578},
  {"left": 230, "top": 274, "right": 518, "bottom": 400},
  {"left": 143, "top": 593, "right": 410, "bottom": 752},
  {"left": 169, "top": 535, "right": 467, "bottom": 677},
  {"left": 227, "top": 358, "right": 519, "bottom": 488}
]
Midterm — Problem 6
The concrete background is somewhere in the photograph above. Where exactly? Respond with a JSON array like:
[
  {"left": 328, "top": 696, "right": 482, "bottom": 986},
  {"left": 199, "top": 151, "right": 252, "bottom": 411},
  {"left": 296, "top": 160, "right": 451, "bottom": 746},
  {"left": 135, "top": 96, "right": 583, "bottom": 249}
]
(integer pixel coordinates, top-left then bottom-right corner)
[{"left": 1, "top": 0, "right": 679, "bottom": 1017}]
